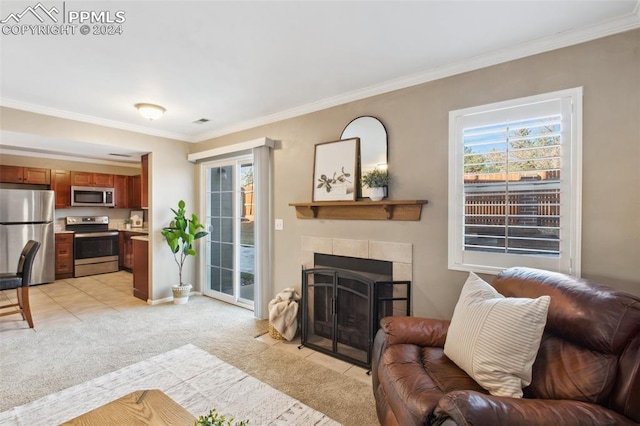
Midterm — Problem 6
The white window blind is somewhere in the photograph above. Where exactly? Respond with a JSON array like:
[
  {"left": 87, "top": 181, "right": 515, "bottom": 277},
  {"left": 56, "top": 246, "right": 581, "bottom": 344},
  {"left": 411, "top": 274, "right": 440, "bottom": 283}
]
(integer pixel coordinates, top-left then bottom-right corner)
[
  {"left": 449, "top": 88, "right": 582, "bottom": 275},
  {"left": 463, "top": 114, "right": 562, "bottom": 256}
]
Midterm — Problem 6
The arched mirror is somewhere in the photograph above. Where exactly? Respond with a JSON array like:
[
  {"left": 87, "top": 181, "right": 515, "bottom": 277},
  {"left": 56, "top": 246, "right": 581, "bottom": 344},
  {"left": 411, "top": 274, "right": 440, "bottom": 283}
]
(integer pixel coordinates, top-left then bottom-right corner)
[{"left": 341, "top": 116, "right": 388, "bottom": 199}]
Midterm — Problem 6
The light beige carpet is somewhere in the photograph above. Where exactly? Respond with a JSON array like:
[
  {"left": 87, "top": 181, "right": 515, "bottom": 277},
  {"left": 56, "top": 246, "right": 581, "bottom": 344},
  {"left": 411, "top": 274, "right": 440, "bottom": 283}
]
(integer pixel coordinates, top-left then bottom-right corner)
[
  {"left": 0, "top": 296, "right": 377, "bottom": 426},
  {"left": 0, "top": 344, "right": 339, "bottom": 425}
]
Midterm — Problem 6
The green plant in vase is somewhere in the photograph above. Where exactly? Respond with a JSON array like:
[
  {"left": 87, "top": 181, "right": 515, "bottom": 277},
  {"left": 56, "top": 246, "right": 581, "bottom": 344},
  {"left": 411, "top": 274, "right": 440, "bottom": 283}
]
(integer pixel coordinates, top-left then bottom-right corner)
[
  {"left": 161, "top": 200, "right": 208, "bottom": 304},
  {"left": 361, "top": 169, "right": 390, "bottom": 201}
]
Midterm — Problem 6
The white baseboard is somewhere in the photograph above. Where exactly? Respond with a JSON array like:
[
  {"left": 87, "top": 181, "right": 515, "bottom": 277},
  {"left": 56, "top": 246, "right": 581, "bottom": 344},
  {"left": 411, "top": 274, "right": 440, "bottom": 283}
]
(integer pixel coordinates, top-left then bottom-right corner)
[{"left": 148, "top": 296, "right": 173, "bottom": 305}]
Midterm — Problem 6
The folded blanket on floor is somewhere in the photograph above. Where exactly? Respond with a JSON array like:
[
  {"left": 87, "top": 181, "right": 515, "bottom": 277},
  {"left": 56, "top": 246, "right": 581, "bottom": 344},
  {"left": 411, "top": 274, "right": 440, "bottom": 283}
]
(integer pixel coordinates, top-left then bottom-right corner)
[{"left": 268, "top": 288, "right": 300, "bottom": 341}]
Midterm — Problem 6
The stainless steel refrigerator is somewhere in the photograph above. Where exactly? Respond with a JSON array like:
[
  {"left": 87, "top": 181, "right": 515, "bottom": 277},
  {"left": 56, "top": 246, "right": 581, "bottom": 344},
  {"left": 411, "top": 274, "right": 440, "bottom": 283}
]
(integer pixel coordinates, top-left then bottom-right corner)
[{"left": 0, "top": 189, "right": 55, "bottom": 285}]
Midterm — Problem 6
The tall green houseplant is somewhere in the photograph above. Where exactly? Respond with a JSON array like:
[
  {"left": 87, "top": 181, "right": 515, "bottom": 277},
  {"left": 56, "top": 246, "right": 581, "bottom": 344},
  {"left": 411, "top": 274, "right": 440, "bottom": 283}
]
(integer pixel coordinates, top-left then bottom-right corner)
[{"left": 161, "top": 200, "right": 208, "bottom": 286}]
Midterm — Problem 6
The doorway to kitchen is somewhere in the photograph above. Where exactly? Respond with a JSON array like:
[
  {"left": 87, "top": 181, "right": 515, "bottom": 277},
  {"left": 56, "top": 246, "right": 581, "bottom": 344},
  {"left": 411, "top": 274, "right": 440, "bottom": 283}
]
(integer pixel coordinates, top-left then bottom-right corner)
[{"left": 202, "top": 156, "right": 255, "bottom": 310}]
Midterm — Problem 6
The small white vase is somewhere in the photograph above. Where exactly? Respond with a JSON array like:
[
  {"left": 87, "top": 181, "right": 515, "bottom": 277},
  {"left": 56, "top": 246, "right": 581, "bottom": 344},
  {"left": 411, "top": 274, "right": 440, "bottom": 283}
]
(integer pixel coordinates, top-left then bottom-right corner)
[{"left": 369, "top": 187, "right": 385, "bottom": 201}]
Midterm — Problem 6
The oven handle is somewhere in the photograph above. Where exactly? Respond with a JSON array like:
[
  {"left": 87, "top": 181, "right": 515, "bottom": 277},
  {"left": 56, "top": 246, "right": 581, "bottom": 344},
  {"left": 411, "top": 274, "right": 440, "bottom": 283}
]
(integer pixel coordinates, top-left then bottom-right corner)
[{"left": 74, "top": 232, "right": 120, "bottom": 238}]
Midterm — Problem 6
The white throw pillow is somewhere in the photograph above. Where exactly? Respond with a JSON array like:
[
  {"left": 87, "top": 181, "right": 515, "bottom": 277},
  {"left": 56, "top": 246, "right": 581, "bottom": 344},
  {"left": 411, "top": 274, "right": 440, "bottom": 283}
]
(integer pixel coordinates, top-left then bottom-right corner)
[{"left": 444, "top": 272, "right": 550, "bottom": 398}]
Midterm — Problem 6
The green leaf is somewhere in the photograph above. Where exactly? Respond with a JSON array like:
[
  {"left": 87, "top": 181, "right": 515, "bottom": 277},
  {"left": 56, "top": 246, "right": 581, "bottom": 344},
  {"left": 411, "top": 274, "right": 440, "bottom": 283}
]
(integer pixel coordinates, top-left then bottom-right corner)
[{"left": 162, "top": 200, "right": 210, "bottom": 280}]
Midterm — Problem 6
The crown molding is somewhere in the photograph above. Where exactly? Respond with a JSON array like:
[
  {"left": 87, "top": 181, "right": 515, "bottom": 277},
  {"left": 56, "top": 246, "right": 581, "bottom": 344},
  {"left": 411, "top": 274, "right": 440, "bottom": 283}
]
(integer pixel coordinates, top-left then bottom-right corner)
[
  {"left": 0, "top": 147, "right": 140, "bottom": 168},
  {"left": 191, "top": 10, "right": 640, "bottom": 142},
  {"left": 2, "top": 9, "right": 639, "bottom": 145},
  {"left": 0, "top": 99, "right": 187, "bottom": 142}
]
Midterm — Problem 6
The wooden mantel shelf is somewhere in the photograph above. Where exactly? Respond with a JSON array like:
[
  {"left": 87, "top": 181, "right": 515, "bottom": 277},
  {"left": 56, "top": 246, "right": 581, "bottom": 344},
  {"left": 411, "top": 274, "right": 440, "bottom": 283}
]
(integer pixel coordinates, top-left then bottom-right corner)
[{"left": 289, "top": 200, "right": 428, "bottom": 221}]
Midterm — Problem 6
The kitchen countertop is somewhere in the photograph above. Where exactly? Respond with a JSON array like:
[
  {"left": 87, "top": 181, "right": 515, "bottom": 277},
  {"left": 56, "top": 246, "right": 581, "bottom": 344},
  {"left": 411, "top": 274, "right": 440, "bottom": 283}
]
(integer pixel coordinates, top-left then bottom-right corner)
[
  {"left": 55, "top": 229, "right": 149, "bottom": 234},
  {"left": 119, "top": 228, "right": 149, "bottom": 234}
]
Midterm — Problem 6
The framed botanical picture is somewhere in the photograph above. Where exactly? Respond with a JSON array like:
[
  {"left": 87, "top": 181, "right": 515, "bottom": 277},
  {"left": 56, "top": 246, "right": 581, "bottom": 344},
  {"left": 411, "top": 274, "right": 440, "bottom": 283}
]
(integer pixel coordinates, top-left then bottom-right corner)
[{"left": 312, "top": 137, "right": 360, "bottom": 202}]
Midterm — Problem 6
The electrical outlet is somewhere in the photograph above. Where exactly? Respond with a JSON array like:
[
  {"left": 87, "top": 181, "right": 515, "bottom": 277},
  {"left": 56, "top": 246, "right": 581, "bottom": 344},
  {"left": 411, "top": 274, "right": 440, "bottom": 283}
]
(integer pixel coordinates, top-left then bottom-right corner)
[{"left": 275, "top": 219, "right": 284, "bottom": 231}]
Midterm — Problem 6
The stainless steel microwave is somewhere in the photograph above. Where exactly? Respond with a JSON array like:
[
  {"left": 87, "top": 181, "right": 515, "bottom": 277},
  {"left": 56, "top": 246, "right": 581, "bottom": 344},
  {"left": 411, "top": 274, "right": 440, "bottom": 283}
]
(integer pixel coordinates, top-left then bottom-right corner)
[{"left": 71, "top": 186, "right": 115, "bottom": 207}]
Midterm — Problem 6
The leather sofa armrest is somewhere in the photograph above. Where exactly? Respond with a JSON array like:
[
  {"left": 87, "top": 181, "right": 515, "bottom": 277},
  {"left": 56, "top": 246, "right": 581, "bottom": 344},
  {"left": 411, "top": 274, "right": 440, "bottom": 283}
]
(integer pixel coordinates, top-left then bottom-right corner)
[
  {"left": 379, "top": 316, "right": 450, "bottom": 347},
  {"left": 432, "top": 390, "right": 638, "bottom": 426}
]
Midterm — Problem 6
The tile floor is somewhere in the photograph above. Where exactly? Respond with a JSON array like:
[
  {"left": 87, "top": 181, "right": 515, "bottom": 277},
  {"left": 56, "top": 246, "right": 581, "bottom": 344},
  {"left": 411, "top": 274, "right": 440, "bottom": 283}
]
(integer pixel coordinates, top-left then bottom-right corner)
[
  {"left": 0, "top": 271, "right": 372, "bottom": 385},
  {"left": 0, "top": 271, "right": 147, "bottom": 337},
  {"left": 256, "top": 333, "right": 372, "bottom": 386}
]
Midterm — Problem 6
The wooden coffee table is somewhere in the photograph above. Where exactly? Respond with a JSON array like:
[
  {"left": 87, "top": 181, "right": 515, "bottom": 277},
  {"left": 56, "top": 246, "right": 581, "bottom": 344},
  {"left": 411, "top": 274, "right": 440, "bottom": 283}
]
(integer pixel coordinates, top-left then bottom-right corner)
[{"left": 61, "top": 389, "right": 196, "bottom": 425}]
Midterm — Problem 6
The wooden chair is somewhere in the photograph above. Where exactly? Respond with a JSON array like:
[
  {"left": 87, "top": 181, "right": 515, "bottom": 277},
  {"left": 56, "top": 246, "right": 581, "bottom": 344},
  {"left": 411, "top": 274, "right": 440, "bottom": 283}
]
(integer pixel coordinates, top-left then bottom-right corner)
[{"left": 0, "top": 240, "right": 41, "bottom": 328}]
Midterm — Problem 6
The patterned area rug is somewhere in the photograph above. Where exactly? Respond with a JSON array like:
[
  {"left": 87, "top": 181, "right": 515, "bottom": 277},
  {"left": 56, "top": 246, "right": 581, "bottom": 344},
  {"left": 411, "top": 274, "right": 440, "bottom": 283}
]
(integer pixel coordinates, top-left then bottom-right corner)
[{"left": 0, "top": 344, "right": 340, "bottom": 425}]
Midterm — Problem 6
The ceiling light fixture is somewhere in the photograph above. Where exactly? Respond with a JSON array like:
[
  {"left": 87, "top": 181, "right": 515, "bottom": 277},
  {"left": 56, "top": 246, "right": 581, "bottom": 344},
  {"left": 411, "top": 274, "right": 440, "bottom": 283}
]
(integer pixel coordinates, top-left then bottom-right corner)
[{"left": 135, "top": 103, "right": 166, "bottom": 120}]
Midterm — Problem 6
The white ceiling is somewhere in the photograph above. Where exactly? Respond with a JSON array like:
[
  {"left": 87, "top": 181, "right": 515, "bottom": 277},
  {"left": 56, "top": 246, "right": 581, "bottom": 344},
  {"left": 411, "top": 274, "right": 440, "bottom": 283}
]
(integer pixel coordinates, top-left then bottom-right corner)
[{"left": 1, "top": 1, "right": 639, "bottom": 162}]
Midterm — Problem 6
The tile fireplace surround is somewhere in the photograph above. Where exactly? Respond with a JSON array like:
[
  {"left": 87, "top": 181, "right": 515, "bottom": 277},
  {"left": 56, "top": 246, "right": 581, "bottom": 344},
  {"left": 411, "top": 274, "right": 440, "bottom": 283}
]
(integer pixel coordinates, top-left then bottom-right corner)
[{"left": 301, "top": 236, "right": 412, "bottom": 283}]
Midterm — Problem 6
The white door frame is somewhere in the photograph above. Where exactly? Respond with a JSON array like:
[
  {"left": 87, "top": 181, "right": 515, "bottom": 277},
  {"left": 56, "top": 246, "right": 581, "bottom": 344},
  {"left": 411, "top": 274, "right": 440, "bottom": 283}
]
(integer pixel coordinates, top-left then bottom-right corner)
[{"left": 200, "top": 155, "right": 254, "bottom": 311}]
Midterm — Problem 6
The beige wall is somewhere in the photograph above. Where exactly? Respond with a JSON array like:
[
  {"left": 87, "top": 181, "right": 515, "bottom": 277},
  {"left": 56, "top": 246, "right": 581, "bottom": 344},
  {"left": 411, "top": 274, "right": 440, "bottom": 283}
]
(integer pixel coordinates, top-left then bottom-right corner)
[
  {"left": 1, "top": 30, "right": 637, "bottom": 316},
  {"left": 0, "top": 108, "right": 196, "bottom": 302},
  {"left": 192, "top": 29, "right": 640, "bottom": 318}
]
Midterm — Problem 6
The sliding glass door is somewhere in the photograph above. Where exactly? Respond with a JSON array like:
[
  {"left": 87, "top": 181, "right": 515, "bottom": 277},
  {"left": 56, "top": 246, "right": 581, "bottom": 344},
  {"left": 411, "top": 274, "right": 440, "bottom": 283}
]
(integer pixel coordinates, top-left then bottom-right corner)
[{"left": 203, "top": 156, "right": 255, "bottom": 309}]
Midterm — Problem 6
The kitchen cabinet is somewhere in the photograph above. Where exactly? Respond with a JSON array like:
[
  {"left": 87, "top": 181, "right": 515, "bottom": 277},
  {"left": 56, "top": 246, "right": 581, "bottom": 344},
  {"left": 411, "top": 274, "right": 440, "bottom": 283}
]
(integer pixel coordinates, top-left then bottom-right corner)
[
  {"left": 119, "top": 231, "right": 134, "bottom": 271},
  {"left": 70, "top": 171, "right": 114, "bottom": 187},
  {"left": 55, "top": 233, "right": 73, "bottom": 279},
  {"left": 129, "top": 175, "right": 142, "bottom": 208},
  {"left": 132, "top": 237, "right": 149, "bottom": 301},
  {"left": 141, "top": 154, "right": 149, "bottom": 208},
  {"left": 0, "top": 165, "right": 23, "bottom": 183},
  {"left": 51, "top": 169, "right": 72, "bottom": 208},
  {"left": 0, "top": 165, "right": 50, "bottom": 185},
  {"left": 114, "top": 174, "right": 129, "bottom": 208}
]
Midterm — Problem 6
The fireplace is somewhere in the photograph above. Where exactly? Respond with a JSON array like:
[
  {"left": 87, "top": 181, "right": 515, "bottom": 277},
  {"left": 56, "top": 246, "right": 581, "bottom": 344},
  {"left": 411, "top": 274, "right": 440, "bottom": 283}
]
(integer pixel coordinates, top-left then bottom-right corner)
[{"left": 301, "top": 253, "right": 411, "bottom": 369}]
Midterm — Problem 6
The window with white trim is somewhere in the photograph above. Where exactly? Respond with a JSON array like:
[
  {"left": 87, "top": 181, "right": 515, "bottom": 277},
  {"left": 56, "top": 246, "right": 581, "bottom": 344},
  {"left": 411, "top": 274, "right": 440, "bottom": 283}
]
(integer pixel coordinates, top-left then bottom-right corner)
[{"left": 448, "top": 88, "right": 582, "bottom": 275}]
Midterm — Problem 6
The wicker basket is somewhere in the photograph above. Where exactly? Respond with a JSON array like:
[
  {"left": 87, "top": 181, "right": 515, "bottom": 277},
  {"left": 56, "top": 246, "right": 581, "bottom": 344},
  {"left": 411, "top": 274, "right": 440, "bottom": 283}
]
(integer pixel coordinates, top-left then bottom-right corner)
[
  {"left": 268, "top": 323, "right": 286, "bottom": 340},
  {"left": 172, "top": 284, "right": 192, "bottom": 305}
]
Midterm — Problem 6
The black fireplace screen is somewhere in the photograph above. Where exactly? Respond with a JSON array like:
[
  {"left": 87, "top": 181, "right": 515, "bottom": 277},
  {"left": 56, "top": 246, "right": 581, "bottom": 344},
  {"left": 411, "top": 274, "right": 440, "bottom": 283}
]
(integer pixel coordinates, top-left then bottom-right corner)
[{"left": 301, "top": 262, "right": 410, "bottom": 369}]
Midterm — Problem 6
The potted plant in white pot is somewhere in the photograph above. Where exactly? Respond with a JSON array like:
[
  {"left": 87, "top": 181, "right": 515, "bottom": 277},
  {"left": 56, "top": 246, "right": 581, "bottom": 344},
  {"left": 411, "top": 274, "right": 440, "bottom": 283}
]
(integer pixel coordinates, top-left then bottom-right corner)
[
  {"left": 361, "top": 169, "right": 390, "bottom": 201},
  {"left": 161, "top": 200, "right": 208, "bottom": 304}
]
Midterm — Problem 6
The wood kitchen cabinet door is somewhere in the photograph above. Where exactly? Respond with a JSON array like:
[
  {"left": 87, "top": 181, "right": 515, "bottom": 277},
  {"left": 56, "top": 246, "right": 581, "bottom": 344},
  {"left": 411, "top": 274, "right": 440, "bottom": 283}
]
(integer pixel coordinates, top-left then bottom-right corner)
[
  {"left": 55, "top": 233, "right": 73, "bottom": 279},
  {"left": 114, "top": 175, "right": 129, "bottom": 208},
  {"left": 129, "top": 175, "right": 142, "bottom": 208},
  {"left": 70, "top": 171, "right": 93, "bottom": 186},
  {"left": 93, "top": 172, "right": 114, "bottom": 187},
  {"left": 0, "top": 165, "right": 23, "bottom": 183},
  {"left": 70, "top": 171, "right": 114, "bottom": 187},
  {"left": 118, "top": 232, "right": 125, "bottom": 270},
  {"left": 132, "top": 238, "right": 149, "bottom": 301},
  {"left": 51, "top": 170, "right": 72, "bottom": 208},
  {"left": 0, "top": 165, "right": 50, "bottom": 184},
  {"left": 23, "top": 167, "right": 51, "bottom": 184},
  {"left": 141, "top": 154, "right": 149, "bottom": 208},
  {"left": 119, "top": 231, "right": 134, "bottom": 272}
]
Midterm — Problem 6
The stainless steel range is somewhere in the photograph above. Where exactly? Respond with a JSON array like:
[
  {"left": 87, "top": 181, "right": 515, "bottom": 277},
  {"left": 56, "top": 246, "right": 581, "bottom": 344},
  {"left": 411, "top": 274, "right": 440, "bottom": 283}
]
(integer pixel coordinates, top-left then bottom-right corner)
[{"left": 66, "top": 216, "right": 119, "bottom": 277}]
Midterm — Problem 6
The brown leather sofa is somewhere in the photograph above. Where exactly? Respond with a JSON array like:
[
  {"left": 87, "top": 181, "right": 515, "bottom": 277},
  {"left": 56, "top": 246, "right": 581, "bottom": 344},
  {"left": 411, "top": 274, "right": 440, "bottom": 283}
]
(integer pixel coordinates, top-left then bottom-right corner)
[{"left": 371, "top": 267, "right": 640, "bottom": 425}]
